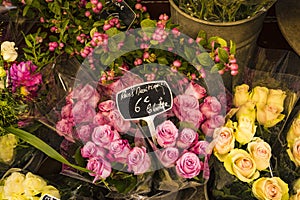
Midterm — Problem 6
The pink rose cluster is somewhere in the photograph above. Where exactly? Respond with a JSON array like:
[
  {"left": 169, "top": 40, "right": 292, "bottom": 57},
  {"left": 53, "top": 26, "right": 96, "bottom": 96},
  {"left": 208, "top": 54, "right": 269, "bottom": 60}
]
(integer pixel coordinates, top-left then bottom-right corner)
[
  {"left": 155, "top": 120, "right": 211, "bottom": 179},
  {"left": 172, "top": 81, "right": 225, "bottom": 137},
  {"left": 56, "top": 83, "right": 152, "bottom": 182},
  {"left": 8, "top": 61, "right": 42, "bottom": 97}
]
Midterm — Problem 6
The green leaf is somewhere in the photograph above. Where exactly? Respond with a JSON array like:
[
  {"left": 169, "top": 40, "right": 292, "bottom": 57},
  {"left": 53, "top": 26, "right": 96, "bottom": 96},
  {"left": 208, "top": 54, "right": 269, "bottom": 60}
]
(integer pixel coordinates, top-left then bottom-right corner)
[
  {"left": 140, "top": 19, "right": 156, "bottom": 29},
  {"left": 218, "top": 47, "right": 229, "bottom": 63},
  {"left": 93, "top": 21, "right": 104, "bottom": 27},
  {"left": 197, "top": 52, "right": 214, "bottom": 67},
  {"left": 157, "top": 57, "right": 169, "bottom": 64},
  {"left": 48, "top": 0, "right": 61, "bottom": 16},
  {"left": 230, "top": 40, "right": 236, "bottom": 55},
  {"left": 23, "top": 35, "right": 33, "bottom": 48},
  {"left": 90, "top": 27, "right": 98, "bottom": 38},
  {"left": 105, "top": 27, "right": 120, "bottom": 37},
  {"left": 23, "top": 5, "right": 30, "bottom": 16},
  {"left": 211, "top": 63, "right": 225, "bottom": 72},
  {"left": 4, "top": 126, "right": 90, "bottom": 173},
  {"left": 208, "top": 36, "right": 227, "bottom": 47}
]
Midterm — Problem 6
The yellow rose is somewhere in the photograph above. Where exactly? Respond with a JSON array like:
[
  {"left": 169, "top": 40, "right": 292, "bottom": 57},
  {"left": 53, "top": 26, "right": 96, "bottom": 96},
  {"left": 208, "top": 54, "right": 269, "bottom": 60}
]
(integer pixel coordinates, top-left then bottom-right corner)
[
  {"left": 0, "top": 67, "right": 6, "bottom": 78},
  {"left": 233, "top": 84, "right": 250, "bottom": 107},
  {"left": 1, "top": 134, "right": 18, "bottom": 147},
  {"left": 0, "top": 41, "right": 18, "bottom": 62},
  {"left": 256, "top": 104, "right": 285, "bottom": 128},
  {"left": 247, "top": 137, "right": 271, "bottom": 170},
  {"left": 251, "top": 86, "right": 269, "bottom": 105},
  {"left": 224, "top": 149, "right": 260, "bottom": 182},
  {"left": 0, "top": 146, "right": 15, "bottom": 164},
  {"left": 287, "top": 114, "right": 300, "bottom": 147},
  {"left": 41, "top": 185, "right": 61, "bottom": 199},
  {"left": 5, "top": 194, "right": 28, "bottom": 200},
  {"left": 3, "top": 172, "right": 25, "bottom": 198},
  {"left": 23, "top": 172, "right": 47, "bottom": 197},
  {"left": 267, "top": 89, "right": 286, "bottom": 111},
  {"left": 234, "top": 115, "right": 257, "bottom": 145},
  {"left": 252, "top": 177, "right": 289, "bottom": 200},
  {"left": 287, "top": 137, "right": 300, "bottom": 167},
  {"left": 290, "top": 178, "right": 300, "bottom": 200},
  {"left": 236, "top": 100, "right": 256, "bottom": 122},
  {"left": 0, "top": 134, "right": 18, "bottom": 164},
  {"left": 212, "top": 126, "right": 235, "bottom": 161}
]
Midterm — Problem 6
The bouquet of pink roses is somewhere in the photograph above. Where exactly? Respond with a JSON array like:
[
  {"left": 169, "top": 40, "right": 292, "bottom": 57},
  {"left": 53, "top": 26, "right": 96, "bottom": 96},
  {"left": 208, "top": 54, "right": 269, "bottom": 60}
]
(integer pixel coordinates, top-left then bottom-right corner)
[{"left": 49, "top": 14, "right": 236, "bottom": 198}]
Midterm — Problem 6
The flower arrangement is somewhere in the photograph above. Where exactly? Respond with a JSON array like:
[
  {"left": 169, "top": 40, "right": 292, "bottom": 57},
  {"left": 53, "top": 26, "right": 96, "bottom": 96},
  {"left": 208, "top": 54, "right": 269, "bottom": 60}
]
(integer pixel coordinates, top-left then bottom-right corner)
[
  {"left": 209, "top": 82, "right": 299, "bottom": 199},
  {"left": 0, "top": 168, "right": 60, "bottom": 199},
  {"left": 174, "top": 0, "right": 277, "bottom": 22}
]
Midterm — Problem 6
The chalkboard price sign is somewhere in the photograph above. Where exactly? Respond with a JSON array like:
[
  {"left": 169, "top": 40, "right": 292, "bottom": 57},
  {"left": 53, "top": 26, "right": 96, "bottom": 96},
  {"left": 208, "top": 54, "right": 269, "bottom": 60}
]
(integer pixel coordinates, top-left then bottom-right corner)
[
  {"left": 41, "top": 194, "right": 60, "bottom": 200},
  {"left": 116, "top": 81, "right": 173, "bottom": 120}
]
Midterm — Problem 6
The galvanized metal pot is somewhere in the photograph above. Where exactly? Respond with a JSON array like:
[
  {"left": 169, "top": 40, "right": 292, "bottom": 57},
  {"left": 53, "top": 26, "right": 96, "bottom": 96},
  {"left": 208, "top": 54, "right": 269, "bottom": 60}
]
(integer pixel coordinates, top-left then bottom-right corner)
[{"left": 169, "top": 0, "right": 268, "bottom": 90}]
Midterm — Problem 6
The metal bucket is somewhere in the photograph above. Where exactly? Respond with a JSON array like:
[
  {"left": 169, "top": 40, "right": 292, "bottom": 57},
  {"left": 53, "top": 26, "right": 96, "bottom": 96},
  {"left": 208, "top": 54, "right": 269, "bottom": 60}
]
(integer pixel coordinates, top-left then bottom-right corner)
[{"left": 169, "top": 0, "right": 268, "bottom": 89}]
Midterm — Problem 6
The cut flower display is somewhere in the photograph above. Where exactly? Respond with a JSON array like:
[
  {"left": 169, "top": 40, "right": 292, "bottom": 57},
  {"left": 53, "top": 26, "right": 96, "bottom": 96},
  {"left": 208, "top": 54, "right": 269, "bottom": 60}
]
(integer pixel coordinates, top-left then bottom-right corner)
[{"left": 1, "top": 0, "right": 300, "bottom": 199}]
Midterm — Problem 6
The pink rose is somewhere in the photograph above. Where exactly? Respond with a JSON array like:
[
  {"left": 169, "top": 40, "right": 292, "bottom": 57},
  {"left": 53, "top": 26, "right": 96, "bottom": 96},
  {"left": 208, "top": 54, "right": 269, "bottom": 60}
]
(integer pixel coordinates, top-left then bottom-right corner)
[
  {"left": 61, "top": 103, "right": 73, "bottom": 119},
  {"left": 156, "top": 120, "right": 179, "bottom": 148},
  {"left": 200, "top": 96, "right": 222, "bottom": 118},
  {"left": 185, "top": 81, "right": 206, "bottom": 100},
  {"left": 201, "top": 115, "right": 225, "bottom": 137},
  {"left": 108, "top": 139, "right": 131, "bottom": 163},
  {"left": 173, "top": 94, "right": 204, "bottom": 128},
  {"left": 108, "top": 109, "right": 131, "bottom": 133},
  {"left": 175, "top": 152, "right": 203, "bottom": 179},
  {"left": 91, "top": 125, "right": 120, "bottom": 149},
  {"left": 173, "top": 95, "right": 199, "bottom": 117},
  {"left": 108, "top": 72, "right": 143, "bottom": 94},
  {"left": 76, "top": 125, "right": 92, "bottom": 143},
  {"left": 177, "top": 128, "right": 198, "bottom": 149},
  {"left": 158, "top": 147, "right": 179, "bottom": 168},
  {"left": 86, "top": 157, "right": 112, "bottom": 182},
  {"left": 81, "top": 141, "right": 106, "bottom": 158},
  {"left": 93, "top": 112, "right": 108, "bottom": 125},
  {"left": 127, "top": 146, "right": 151, "bottom": 175},
  {"left": 56, "top": 118, "right": 74, "bottom": 142},
  {"left": 76, "top": 84, "right": 100, "bottom": 108},
  {"left": 189, "top": 140, "right": 211, "bottom": 155},
  {"left": 98, "top": 100, "right": 115, "bottom": 113},
  {"left": 72, "top": 100, "right": 96, "bottom": 124}
]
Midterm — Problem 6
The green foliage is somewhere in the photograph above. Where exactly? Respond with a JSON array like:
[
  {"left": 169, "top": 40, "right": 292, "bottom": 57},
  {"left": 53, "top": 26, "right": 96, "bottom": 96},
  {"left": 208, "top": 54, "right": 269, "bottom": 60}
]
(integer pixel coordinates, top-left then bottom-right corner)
[{"left": 175, "top": 0, "right": 277, "bottom": 22}]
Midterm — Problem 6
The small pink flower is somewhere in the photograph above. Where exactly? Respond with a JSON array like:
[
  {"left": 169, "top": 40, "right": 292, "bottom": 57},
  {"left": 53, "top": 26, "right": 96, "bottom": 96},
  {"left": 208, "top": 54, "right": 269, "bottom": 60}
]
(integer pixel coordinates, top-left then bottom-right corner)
[
  {"left": 158, "top": 147, "right": 179, "bottom": 168},
  {"left": 108, "top": 139, "right": 131, "bottom": 163},
  {"left": 175, "top": 152, "right": 203, "bottom": 179},
  {"left": 91, "top": 125, "right": 120, "bottom": 149},
  {"left": 177, "top": 128, "right": 198, "bottom": 149},
  {"left": 86, "top": 157, "right": 112, "bottom": 182},
  {"left": 200, "top": 96, "right": 222, "bottom": 118},
  {"left": 127, "top": 146, "right": 151, "bottom": 175},
  {"left": 156, "top": 120, "right": 179, "bottom": 148},
  {"left": 185, "top": 81, "right": 207, "bottom": 100}
]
